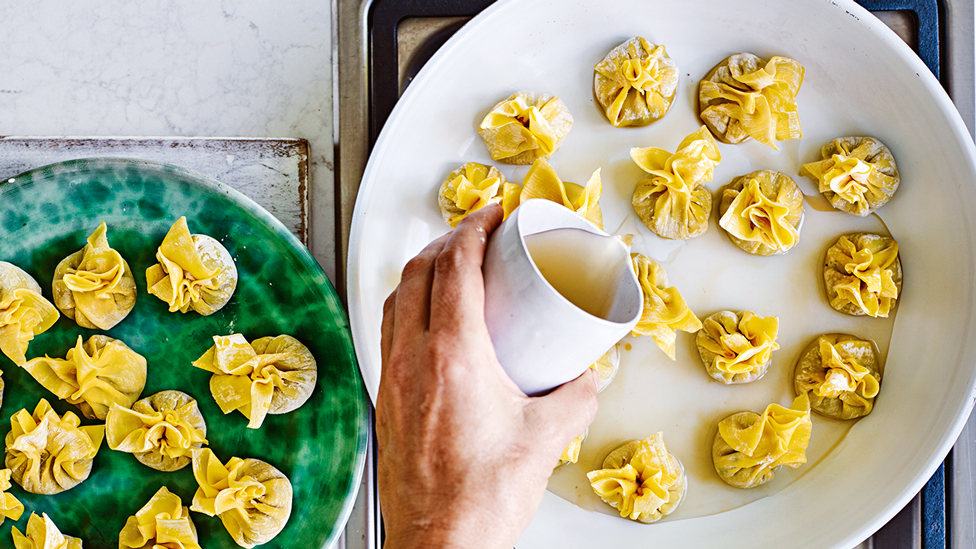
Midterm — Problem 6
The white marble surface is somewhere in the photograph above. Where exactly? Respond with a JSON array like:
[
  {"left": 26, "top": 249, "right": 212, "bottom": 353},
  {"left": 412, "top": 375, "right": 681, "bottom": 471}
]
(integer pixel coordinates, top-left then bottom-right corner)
[{"left": 0, "top": 0, "right": 336, "bottom": 280}]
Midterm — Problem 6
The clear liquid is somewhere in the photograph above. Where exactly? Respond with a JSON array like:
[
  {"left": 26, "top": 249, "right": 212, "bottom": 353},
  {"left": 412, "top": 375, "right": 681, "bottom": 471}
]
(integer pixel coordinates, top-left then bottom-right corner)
[{"left": 523, "top": 229, "right": 627, "bottom": 319}]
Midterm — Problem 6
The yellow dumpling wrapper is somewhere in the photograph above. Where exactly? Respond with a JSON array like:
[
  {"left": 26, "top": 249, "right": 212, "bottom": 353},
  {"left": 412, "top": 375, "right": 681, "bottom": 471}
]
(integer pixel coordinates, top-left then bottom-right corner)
[
  {"left": 106, "top": 391, "right": 209, "bottom": 472},
  {"left": 193, "top": 334, "right": 318, "bottom": 429},
  {"left": 715, "top": 394, "right": 812, "bottom": 487},
  {"left": 0, "top": 262, "right": 59, "bottom": 366},
  {"left": 699, "top": 54, "right": 804, "bottom": 150},
  {"left": 146, "top": 217, "right": 237, "bottom": 315},
  {"left": 190, "top": 448, "right": 293, "bottom": 549},
  {"left": 0, "top": 468, "right": 24, "bottom": 526},
  {"left": 631, "top": 254, "right": 701, "bottom": 359},
  {"left": 800, "top": 137, "right": 900, "bottom": 216},
  {"left": 478, "top": 91, "right": 573, "bottom": 165},
  {"left": 53, "top": 222, "right": 137, "bottom": 330},
  {"left": 22, "top": 335, "right": 147, "bottom": 421},
  {"left": 827, "top": 235, "right": 900, "bottom": 318},
  {"left": 699, "top": 311, "right": 779, "bottom": 381},
  {"left": 594, "top": 37, "right": 679, "bottom": 127},
  {"left": 521, "top": 159, "right": 604, "bottom": 229},
  {"left": 720, "top": 177, "right": 799, "bottom": 253},
  {"left": 815, "top": 337, "right": 881, "bottom": 403},
  {"left": 12, "top": 513, "right": 83, "bottom": 549},
  {"left": 795, "top": 334, "right": 882, "bottom": 420},
  {"left": 437, "top": 163, "right": 521, "bottom": 228},
  {"left": 631, "top": 126, "right": 721, "bottom": 240},
  {"left": 587, "top": 433, "right": 685, "bottom": 523},
  {"left": 5, "top": 399, "right": 104, "bottom": 495},
  {"left": 558, "top": 431, "right": 587, "bottom": 467},
  {"left": 590, "top": 344, "right": 620, "bottom": 392},
  {"left": 119, "top": 486, "right": 202, "bottom": 549}
]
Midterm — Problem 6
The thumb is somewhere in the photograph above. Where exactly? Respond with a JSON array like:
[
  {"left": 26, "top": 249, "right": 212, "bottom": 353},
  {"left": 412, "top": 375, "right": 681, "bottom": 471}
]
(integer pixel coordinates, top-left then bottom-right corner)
[{"left": 524, "top": 368, "right": 600, "bottom": 455}]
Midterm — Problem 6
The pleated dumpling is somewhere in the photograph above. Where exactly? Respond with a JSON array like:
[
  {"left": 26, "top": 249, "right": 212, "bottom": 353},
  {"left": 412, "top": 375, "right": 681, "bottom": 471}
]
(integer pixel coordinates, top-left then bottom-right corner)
[
  {"left": 120, "top": 486, "right": 201, "bottom": 549},
  {"left": 631, "top": 254, "right": 701, "bottom": 360},
  {"left": 12, "top": 513, "right": 83, "bottom": 549},
  {"left": 823, "top": 233, "right": 902, "bottom": 318},
  {"left": 594, "top": 37, "right": 679, "bottom": 127},
  {"left": 193, "top": 334, "right": 317, "bottom": 429},
  {"left": 0, "top": 469, "right": 24, "bottom": 526},
  {"left": 719, "top": 170, "right": 803, "bottom": 256},
  {"left": 52, "top": 222, "right": 137, "bottom": 330},
  {"left": 106, "top": 390, "right": 208, "bottom": 472},
  {"left": 696, "top": 310, "right": 779, "bottom": 384},
  {"left": 557, "top": 430, "right": 587, "bottom": 468},
  {"left": 801, "top": 136, "right": 899, "bottom": 216},
  {"left": 631, "top": 126, "right": 721, "bottom": 240},
  {"left": 591, "top": 344, "right": 621, "bottom": 393},
  {"left": 0, "top": 261, "right": 59, "bottom": 366},
  {"left": 699, "top": 53, "right": 804, "bottom": 149},
  {"left": 5, "top": 399, "right": 104, "bottom": 495},
  {"left": 22, "top": 334, "right": 147, "bottom": 421},
  {"left": 712, "top": 393, "right": 812, "bottom": 489},
  {"left": 587, "top": 432, "right": 686, "bottom": 523},
  {"left": 437, "top": 162, "right": 521, "bottom": 227},
  {"left": 478, "top": 91, "right": 573, "bottom": 165},
  {"left": 190, "top": 448, "right": 293, "bottom": 548},
  {"left": 146, "top": 217, "right": 238, "bottom": 316},
  {"left": 794, "top": 334, "right": 882, "bottom": 420},
  {"left": 521, "top": 159, "right": 603, "bottom": 229}
]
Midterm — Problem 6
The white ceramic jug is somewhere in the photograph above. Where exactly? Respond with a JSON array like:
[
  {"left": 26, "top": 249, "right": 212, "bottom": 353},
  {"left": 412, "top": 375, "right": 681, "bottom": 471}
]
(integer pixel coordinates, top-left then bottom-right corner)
[{"left": 483, "top": 199, "right": 643, "bottom": 395}]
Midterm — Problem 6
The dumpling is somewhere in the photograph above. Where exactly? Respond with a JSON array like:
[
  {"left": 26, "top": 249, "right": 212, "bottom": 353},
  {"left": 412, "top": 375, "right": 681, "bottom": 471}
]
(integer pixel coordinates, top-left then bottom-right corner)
[
  {"left": 52, "top": 222, "right": 137, "bottom": 330},
  {"left": 794, "top": 334, "right": 881, "bottom": 420},
  {"left": 106, "top": 390, "right": 208, "bottom": 472},
  {"left": 800, "top": 136, "right": 899, "bottom": 216},
  {"left": 21, "top": 334, "right": 147, "bottom": 421},
  {"left": 190, "top": 448, "right": 292, "bottom": 548},
  {"left": 0, "top": 261, "right": 59, "bottom": 366},
  {"left": 478, "top": 91, "right": 573, "bottom": 165},
  {"left": 120, "top": 486, "right": 201, "bottom": 549},
  {"left": 146, "top": 217, "right": 238, "bottom": 316},
  {"left": 698, "top": 53, "right": 804, "bottom": 150},
  {"left": 12, "top": 513, "right": 82, "bottom": 549},
  {"left": 718, "top": 170, "right": 803, "bottom": 256},
  {"left": 0, "top": 469, "right": 24, "bottom": 526},
  {"left": 192, "top": 334, "right": 317, "bottom": 429},
  {"left": 557, "top": 430, "right": 587, "bottom": 468},
  {"left": 594, "top": 37, "right": 679, "bottom": 127},
  {"left": 630, "top": 254, "right": 701, "bottom": 360},
  {"left": 5, "top": 398, "right": 104, "bottom": 495},
  {"left": 520, "top": 159, "right": 603, "bottom": 228},
  {"left": 823, "top": 233, "right": 901, "bottom": 317},
  {"left": 586, "top": 432, "right": 686, "bottom": 523},
  {"left": 591, "top": 344, "right": 620, "bottom": 393},
  {"left": 712, "top": 393, "right": 812, "bottom": 489},
  {"left": 437, "top": 163, "right": 522, "bottom": 227},
  {"left": 696, "top": 310, "right": 779, "bottom": 384},
  {"left": 631, "top": 126, "right": 721, "bottom": 240}
]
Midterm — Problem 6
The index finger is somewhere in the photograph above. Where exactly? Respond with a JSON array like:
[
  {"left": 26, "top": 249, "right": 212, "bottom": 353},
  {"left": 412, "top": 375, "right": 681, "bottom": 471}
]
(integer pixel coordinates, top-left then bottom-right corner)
[{"left": 428, "top": 204, "right": 504, "bottom": 333}]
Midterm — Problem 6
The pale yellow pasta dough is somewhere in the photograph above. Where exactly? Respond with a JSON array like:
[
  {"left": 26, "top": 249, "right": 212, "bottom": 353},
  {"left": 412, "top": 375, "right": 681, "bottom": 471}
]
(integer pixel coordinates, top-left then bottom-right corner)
[
  {"left": 146, "top": 217, "right": 238, "bottom": 316},
  {"left": 696, "top": 310, "right": 779, "bottom": 384},
  {"left": 193, "top": 334, "right": 317, "bottom": 429},
  {"left": 712, "top": 393, "right": 812, "bottom": 489},
  {"left": 800, "top": 136, "right": 899, "bottom": 216},
  {"left": 591, "top": 344, "right": 620, "bottom": 393},
  {"left": 5, "top": 399, "right": 104, "bottom": 495},
  {"left": 719, "top": 170, "right": 803, "bottom": 256},
  {"left": 22, "top": 334, "right": 147, "bottom": 421},
  {"left": 190, "top": 448, "right": 293, "bottom": 548},
  {"left": 594, "top": 37, "right": 679, "bottom": 127},
  {"left": 557, "top": 430, "right": 587, "bottom": 468},
  {"left": 437, "top": 163, "right": 521, "bottom": 227},
  {"left": 52, "top": 221, "right": 137, "bottom": 330},
  {"left": 520, "top": 159, "right": 604, "bottom": 229},
  {"left": 119, "top": 486, "right": 202, "bottom": 549},
  {"left": 106, "top": 390, "right": 208, "bottom": 472},
  {"left": 478, "top": 91, "right": 573, "bottom": 165},
  {"left": 0, "top": 468, "right": 24, "bottom": 526},
  {"left": 12, "top": 513, "right": 83, "bottom": 549},
  {"left": 823, "top": 233, "right": 902, "bottom": 317},
  {"left": 587, "top": 432, "right": 686, "bottom": 523},
  {"left": 699, "top": 53, "right": 804, "bottom": 149},
  {"left": 630, "top": 254, "right": 701, "bottom": 360},
  {"left": 0, "top": 261, "right": 59, "bottom": 366},
  {"left": 794, "top": 334, "right": 882, "bottom": 420}
]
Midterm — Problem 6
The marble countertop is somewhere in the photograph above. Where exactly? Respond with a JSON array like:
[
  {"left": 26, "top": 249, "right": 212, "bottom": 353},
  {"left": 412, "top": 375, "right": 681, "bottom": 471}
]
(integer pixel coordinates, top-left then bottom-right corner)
[{"left": 0, "top": 0, "right": 337, "bottom": 280}]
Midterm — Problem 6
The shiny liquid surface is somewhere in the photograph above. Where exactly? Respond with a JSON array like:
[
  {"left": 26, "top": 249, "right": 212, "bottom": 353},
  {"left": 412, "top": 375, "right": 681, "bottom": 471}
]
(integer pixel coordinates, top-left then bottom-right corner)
[{"left": 524, "top": 228, "right": 627, "bottom": 319}]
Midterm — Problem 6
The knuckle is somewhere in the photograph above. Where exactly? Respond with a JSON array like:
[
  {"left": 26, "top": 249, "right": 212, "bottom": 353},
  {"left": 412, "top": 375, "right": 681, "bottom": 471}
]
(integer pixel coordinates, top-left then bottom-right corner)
[
  {"left": 400, "top": 255, "right": 431, "bottom": 280},
  {"left": 434, "top": 245, "right": 467, "bottom": 276}
]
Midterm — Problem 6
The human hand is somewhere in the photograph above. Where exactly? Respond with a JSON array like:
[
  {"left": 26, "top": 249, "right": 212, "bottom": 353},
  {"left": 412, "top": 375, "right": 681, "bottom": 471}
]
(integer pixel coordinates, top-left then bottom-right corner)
[{"left": 376, "top": 204, "right": 600, "bottom": 549}]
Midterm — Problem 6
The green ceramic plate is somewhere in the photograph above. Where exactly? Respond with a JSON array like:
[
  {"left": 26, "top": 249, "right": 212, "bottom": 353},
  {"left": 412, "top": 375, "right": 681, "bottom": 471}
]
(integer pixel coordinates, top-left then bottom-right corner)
[{"left": 0, "top": 158, "right": 368, "bottom": 549}]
